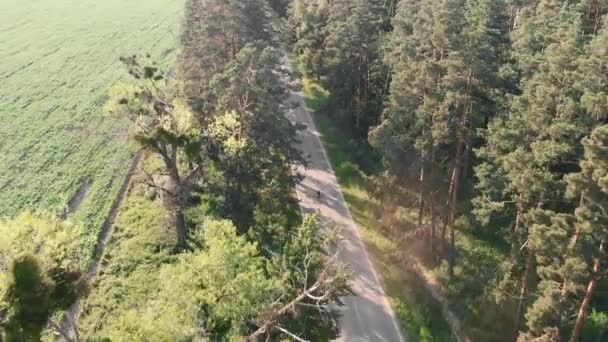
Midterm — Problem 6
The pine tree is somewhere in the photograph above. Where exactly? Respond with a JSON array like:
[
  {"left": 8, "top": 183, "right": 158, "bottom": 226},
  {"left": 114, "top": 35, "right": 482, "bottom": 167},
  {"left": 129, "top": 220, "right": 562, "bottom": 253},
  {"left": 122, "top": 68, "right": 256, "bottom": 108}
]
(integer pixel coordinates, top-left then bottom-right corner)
[
  {"left": 442, "top": 0, "right": 509, "bottom": 277},
  {"left": 179, "top": 0, "right": 271, "bottom": 106},
  {"left": 323, "top": 0, "right": 386, "bottom": 137},
  {"left": 106, "top": 57, "right": 203, "bottom": 249},
  {"left": 205, "top": 44, "right": 304, "bottom": 234},
  {"left": 372, "top": 0, "right": 508, "bottom": 266},
  {"left": 291, "top": 0, "right": 329, "bottom": 80},
  {"left": 564, "top": 125, "right": 608, "bottom": 342},
  {"left": 575, "top": 23, "right": 608, "bottom": 124},
  {"left": 370, "top": 0, "right": 455, "bottom": 253},
  {"left": 522, "top": 125, "right": 608, "bottom": 341},
  {"left": 474, "top": 1, "right": 601, "bottom": 339},
  {"left": 520, "top": 21, "right": 608, "bottom": 341}
]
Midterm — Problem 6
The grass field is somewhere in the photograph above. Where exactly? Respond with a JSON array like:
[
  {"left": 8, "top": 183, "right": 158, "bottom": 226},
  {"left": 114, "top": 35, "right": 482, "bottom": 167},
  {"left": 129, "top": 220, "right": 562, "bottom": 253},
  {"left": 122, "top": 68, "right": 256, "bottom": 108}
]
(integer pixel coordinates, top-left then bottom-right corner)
[{"left": 0, "top": 0, "right": 183, "bottom": 252}]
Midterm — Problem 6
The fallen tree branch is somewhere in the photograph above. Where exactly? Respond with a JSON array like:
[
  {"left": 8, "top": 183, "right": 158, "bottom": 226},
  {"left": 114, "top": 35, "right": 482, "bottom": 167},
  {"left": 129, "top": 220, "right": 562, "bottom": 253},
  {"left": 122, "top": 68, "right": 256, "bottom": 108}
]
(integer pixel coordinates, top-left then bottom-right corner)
[
  {"left": 275, "top": 325, "right": 309, "bottom": 342},
  {"left": 247, "top": 249, "right": 344, "bottom": 341}
]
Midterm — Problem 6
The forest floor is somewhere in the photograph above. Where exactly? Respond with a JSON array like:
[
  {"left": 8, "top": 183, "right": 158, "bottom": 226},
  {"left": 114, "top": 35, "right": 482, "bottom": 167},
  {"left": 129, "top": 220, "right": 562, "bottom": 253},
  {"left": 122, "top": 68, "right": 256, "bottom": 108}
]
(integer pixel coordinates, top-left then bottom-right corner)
[{"left": 411, "top": 261, "right": 470, "bottom": 342}]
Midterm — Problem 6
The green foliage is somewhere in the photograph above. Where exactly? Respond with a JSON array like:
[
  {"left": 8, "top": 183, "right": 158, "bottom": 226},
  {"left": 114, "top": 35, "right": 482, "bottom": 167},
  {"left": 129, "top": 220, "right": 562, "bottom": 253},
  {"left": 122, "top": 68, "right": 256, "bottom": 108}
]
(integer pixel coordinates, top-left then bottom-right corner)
[
  {"left": 291, "top": 0, "right": 608, "bottom": 339},
  {"left": 81, "top": 194, "right": 347, "bottom": 340},
  {"left": 0, "top": 214, "right": 83, "bottom": 340},
  {"left": 3, "top": 256, "right": 54, "bottom": 341},
  {"left": 290, "top": 0, "right": 330, "bottom": 79},
  {"left": 139, "top": 220, "right": 279, "bottom": 340},
  {"left": 291, "top": 68, "right": 381, "bottom": 177},
  {"left": 79, "top": 197, "right": 177, "bottom": 338},
  {"left": 205, "top": 43, "right": 304, "bottom": 233},
  {"left": 520, "top": 125, "right": 608, "bottom": 339},
  {"left": 472, "top": 1, "right": 608, "bottom": 340},
  {"left": 179, "top": 0, "right": 272, "bottom": 103},
  {"left": 7, "top": 0, "right": 608, "bottom": 339},
  {"left": 107, "top": 55, "right": 206, "bottom": 249},
  {"left": 269, "top": 0, "right": 291, "bottom": 17},
  {"left": 264, "top": 215, "right": 350, "bottom": 341},
  {"left": 0, "top": 213, "right": 85, "bottom": 278},
  {"left": 323, "top": 0, "right": 388, "bottom": 137},
  {"left": 290, "top": 0, "right": 392, "bottom": 137}
]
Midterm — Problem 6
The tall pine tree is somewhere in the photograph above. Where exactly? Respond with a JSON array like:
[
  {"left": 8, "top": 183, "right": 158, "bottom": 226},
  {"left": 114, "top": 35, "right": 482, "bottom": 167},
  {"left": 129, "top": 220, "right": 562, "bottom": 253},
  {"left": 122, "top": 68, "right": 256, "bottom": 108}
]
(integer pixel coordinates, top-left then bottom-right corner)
[
  {"left": 179, "top": 0, "right": 271, "bottom": 108},
  {"left": 323, "top": 0, "right": 387, "bottom": 137},
  {"left": 474, "top": 1, "right": 608, "bottom": 339}
]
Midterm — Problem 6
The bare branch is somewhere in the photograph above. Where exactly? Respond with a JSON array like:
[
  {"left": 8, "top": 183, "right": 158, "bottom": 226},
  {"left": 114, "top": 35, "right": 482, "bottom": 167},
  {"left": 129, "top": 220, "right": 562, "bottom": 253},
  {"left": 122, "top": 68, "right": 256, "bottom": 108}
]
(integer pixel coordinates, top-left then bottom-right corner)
[
  {"left": 305, "top": 289, "right": 333, "bottom": 302},
  {"left": 275, "top": 325, "right": 310, "bottom": 342},
  {"left": 296, "top": 302, "right": 330, "bottom": 309},
  {"left": 184, "top": 164, "right": 202, "bottom": 183},
  {"left": 141, "top": 170, "right": 176, "bottom": 197},
  {"left": 247, "top": 262, "right": 339, "bottom": 341},
  {"left": 49, "top": 319, "right": 79, "bottom": 342}
]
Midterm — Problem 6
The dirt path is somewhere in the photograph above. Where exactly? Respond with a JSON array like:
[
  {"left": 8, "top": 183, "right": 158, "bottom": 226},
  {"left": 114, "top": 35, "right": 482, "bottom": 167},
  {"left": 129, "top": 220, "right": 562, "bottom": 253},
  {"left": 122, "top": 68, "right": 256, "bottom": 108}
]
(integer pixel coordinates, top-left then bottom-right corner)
[
  {"left": 411, "top": 260, "right": 471, "bottom": 342},
  {"left": 60, "top": 151, "right": 142, "bottom": 338}
]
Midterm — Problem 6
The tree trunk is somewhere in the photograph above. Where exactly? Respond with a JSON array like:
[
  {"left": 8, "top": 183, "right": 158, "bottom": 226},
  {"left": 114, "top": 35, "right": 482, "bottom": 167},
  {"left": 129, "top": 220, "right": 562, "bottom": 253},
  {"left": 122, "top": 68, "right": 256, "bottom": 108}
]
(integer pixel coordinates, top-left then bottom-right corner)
[
  {"left": 447, "top": 68, "right": 474, "bottom": 278},
  {"left": 417, "top": 153, "right": 426, "bottom": 230},
  {"left": 447, "top": 140, "right": 464, "bottom": 279},
  {"left": 442, "top": 167, "right": 456, "bottom": 253},
  {"left": 513, "top": 250, "right": 534, "bottom": 342},
  {"left": 430, "top": 146, "right": 437, "bottom": 256},
  {"left": 509, "top": 208, "right": 522, "bottom": 262},
  {"left": 441, "top": 220, "right": 448, "bottom": 254},
  {"left": 365, "top": 54, "right": 370, "bottom": 116},
  {"left": 569, "top": 240, "right": 605, "bottom": 342},
  {"left": 355, "top": 59, "right": 362, "bottom": 132},
  {"left": 460, "top": 125, "right": 475, "bottom": 182},
  {"left": 175, "top": 210, "right": 187, "bottom": 250},
  {"left": 592, "top": 3, "right": 602, "bottom": 35},
  {"left": 162, "top": 150, "right": 188, "bottom": 250},
  {"left": 559, "top": 193, "right": 586, "bottom": 334},
  {"left": 383, "top": 69, "right": 391, "bottom": 96}
]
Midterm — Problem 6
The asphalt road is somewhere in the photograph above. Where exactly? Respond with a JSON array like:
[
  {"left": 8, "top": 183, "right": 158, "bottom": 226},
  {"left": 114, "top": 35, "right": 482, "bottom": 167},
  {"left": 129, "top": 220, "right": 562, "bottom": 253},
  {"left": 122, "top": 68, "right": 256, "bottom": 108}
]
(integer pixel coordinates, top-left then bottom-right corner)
[{"left": 283, "top": 56, "right": 404, "bottom": 342}]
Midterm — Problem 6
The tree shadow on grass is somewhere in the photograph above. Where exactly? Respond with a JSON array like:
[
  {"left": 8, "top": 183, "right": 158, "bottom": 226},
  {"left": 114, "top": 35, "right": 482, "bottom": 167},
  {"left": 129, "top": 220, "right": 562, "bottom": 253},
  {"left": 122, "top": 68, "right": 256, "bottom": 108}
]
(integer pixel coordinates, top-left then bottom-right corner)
[{"left": 433, "top": 232, "right": 514, "bottom": 342}]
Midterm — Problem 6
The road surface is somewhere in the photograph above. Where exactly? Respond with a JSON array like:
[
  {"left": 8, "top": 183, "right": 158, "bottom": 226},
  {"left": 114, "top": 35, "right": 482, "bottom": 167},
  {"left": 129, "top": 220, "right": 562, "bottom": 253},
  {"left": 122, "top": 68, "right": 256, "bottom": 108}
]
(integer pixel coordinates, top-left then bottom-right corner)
[{"left": 283, "top": 56, "right": 404, "bottom": 342}]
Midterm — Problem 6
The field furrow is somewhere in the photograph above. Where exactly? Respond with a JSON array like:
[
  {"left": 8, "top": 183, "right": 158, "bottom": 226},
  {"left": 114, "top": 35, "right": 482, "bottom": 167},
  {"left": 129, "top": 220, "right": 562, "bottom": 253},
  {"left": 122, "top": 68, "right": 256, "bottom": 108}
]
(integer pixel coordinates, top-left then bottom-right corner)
[{"left": 0, "top": 0, "right": 184, "bottom": 259}]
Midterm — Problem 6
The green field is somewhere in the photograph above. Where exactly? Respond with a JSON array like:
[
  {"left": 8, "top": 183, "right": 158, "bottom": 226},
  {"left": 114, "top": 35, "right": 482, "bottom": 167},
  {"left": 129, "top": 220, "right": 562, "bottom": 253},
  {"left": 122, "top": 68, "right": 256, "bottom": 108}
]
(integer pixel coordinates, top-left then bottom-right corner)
[{"left": 0, "top": 0, "right": 183, "bottom": 249}]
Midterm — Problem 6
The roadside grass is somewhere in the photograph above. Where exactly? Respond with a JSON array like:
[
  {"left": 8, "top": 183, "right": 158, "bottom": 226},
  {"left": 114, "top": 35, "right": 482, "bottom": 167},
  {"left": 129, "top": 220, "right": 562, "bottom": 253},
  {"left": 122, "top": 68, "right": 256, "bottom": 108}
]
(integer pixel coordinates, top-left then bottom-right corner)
[
  {"left": 0, "top": 0, "right": 183, "bottom": 258},
  {"left": 435, "top": 229, "right": 513, "bottom": 341},
  {"left": 78, "top": 195, "right": 176, "bottom": 337},
  {"left": 297, "top": 67, "right": 455, "bottom": 342}
]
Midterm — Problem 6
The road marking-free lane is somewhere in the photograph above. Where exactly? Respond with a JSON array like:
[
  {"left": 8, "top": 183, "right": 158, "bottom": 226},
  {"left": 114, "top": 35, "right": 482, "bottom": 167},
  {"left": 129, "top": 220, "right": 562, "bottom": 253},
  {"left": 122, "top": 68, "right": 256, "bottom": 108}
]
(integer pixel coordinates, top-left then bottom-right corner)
[{"left": 284, "top": 55, "right": 404, "bottom": 342}]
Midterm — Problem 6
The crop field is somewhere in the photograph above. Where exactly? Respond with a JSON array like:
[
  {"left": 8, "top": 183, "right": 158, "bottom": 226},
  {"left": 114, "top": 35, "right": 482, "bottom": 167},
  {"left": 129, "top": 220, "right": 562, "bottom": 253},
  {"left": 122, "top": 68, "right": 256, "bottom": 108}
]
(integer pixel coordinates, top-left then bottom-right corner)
[{"left": 0, "top": 0, "right": 183, "bottom": 250}]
